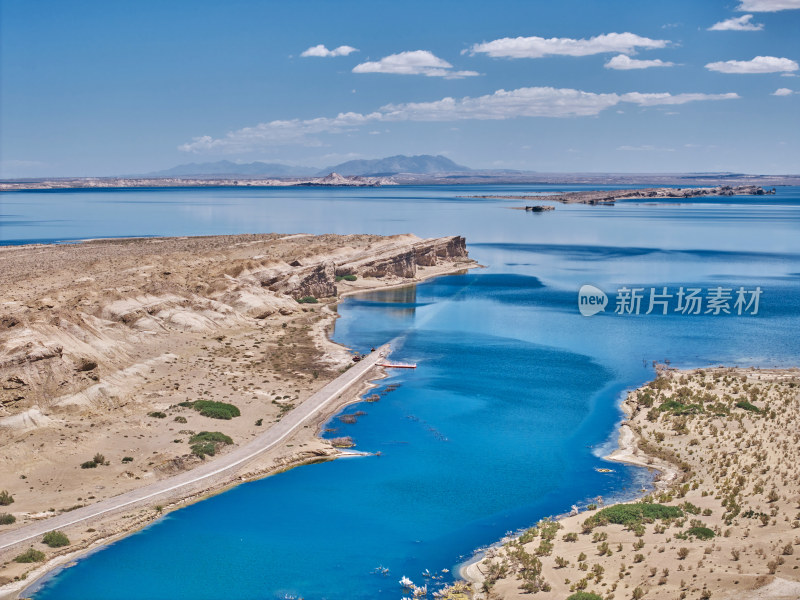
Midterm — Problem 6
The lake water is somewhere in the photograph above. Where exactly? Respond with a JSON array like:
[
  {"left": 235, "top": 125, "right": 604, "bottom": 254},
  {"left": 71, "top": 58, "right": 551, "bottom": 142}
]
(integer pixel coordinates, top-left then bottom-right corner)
[{"left": 4, "top": 185, "right": 800, "bottom": 600}]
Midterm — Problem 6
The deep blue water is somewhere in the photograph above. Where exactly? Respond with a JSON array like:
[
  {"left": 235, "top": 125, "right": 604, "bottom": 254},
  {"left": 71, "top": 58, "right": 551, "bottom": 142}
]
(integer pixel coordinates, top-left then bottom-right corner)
[{"left": 5, "top": 185, "right": 799, "bottom": 600}]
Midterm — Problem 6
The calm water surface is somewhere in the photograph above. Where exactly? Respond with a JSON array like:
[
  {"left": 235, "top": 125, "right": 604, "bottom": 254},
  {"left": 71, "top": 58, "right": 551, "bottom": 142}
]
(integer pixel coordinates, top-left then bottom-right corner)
[{"left": 4, "top": 185, "right": 799, "bottom": 599}]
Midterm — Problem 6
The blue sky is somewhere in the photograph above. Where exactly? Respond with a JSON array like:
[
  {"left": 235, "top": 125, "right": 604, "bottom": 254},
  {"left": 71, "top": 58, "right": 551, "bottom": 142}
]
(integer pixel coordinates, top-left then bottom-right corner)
[{"left": 1, "top": 0, "right": 798, "bottom": 177}]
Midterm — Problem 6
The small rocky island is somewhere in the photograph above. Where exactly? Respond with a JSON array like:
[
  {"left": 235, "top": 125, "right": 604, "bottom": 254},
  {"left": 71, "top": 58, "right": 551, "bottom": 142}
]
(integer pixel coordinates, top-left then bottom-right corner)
[{"left": 471, "top": 185, "right": 777, "bottom": 206}]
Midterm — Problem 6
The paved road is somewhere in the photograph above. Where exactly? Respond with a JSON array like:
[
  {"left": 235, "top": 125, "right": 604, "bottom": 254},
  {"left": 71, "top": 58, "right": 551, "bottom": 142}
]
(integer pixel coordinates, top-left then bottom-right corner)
[{"left": 0, "top": 344, "right": 390, "bottom": 553}]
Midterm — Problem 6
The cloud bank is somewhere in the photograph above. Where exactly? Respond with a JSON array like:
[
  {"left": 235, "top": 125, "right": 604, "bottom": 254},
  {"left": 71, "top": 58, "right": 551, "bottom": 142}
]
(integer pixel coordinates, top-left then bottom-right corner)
[
  {"left": 179, "top": 86, "right": 738, "bottom": 153},
  {"left": 468, "top": 32, "right": 668, "bottom": 59},
  {"left": 708, "top": 14, "right": 764, "bottom": 30},
  {"left": 772, "top": 87, "right": 796, "bottom": 95},
  {"left": 352, "top": 50, "right": 478, "bottom": 78},
  {"left": 300, "top": 44, "right": 358, "bottom": 57},
  {"left": 706, "top": 56, "right": 799, "bottom": 73},
  {"left": 605, "top": 55, "right": 675, "bottom": 70},
  {"left": 737, "top": 0, "right": 800, "bottom": 11}
]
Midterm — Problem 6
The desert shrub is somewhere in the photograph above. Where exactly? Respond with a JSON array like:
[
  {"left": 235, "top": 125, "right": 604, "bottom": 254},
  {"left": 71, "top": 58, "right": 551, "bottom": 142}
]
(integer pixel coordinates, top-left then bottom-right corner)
[
  {"left": 189, "top": 431, "right": 233, "bottom": 458},
  {"left": 80, "top": 461, "right": 97, "bottom": 469},
  {"left": 42, "top": 530, "right": 70, "bottom": 548},
  {"left": 93, "top": 453, "right": 105, "bottom": 465},
  {"left": 0, "top": 513, "right": 16, "bottom": 525},
  {"left": 566, "top": 593, "right": 603, "bottom": 600},
  {"left": 0, "top": 490, "right": 14, "bottom": 506},
  {"left": 735, "top": 400, "right": 760, "bottom": 413},
  {"left": 335, "top": 274, "right": 358, "bottom": 282},
  {"left": 659, "top": 399, "right": 703, "bottom": 415},
  {"left": 184, "top": 400, "right": 240, "bottom": 420},
  {"left": 148, "top": 411, "right": 167, "bottom": 419},
  {"left": 589, "top": 503, "right": 682, "bottom": 527},
  {"left": 686, "top": 526, "right": 715, "bottom": 540},
  {"left": 296, "top": 296, "right": 318, "bottom": 304},
  {"left": 14, "top": 548, "right": 45, "bottom": 563},
  {"left": 173, "top": 416, "right": 187, "bottom": 423},
  {"left": 122, "top": 456, "right": 134, "bottom": 463}
]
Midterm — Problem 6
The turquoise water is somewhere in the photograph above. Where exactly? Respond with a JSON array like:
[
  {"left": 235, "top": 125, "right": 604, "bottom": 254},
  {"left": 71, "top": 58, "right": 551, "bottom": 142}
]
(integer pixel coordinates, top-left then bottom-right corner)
[{"left": 5, "top": 185, "right": 800, "bottom": 599}]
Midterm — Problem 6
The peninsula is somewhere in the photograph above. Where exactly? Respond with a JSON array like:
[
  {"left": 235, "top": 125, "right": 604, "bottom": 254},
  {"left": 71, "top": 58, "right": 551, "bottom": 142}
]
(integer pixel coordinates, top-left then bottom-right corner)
[
  {"left": 0, "top": 233, "right": 476, "bottom": 594},
  {"left": 467, "top": 185, "right": 777, "bottom": 205}
]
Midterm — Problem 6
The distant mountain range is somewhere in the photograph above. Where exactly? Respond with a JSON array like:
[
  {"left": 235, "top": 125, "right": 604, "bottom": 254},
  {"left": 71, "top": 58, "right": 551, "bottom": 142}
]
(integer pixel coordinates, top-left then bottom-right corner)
[{"left": 142, "top": 155, "right": 471, "bottom": 178}]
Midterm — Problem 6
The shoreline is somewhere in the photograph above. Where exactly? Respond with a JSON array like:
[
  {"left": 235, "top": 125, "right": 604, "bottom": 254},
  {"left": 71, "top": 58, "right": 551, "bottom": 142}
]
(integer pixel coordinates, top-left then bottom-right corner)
[
  {"left": 0, "top": 235, "right": 478, "bottom": 599},
  {"left": 462, "top": 365, "right": 800, "bottom": 599},
  {"left": 457, "top": 383, "right": 669, "bottom": 589}
]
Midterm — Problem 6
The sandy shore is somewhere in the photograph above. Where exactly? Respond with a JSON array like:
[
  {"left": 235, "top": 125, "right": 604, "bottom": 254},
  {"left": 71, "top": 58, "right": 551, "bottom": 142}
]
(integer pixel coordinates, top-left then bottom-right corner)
[
  {"left": 0, "top": 232, "right": 477, "bottom": 597},
  {"left": 463, "top": 366, "right": 800, "bottom": 600}
]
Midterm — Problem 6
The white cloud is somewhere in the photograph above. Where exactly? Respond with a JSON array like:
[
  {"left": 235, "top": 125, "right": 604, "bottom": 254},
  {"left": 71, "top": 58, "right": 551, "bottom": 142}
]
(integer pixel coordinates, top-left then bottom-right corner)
[
  {"left": 772, "top": 87, "right": 796, "bottom": 95},
  {"left": 352, "top": 50, "right": 478, "bottom": 78},
  {"left": 619, "top": 92, "right": 739, "bottom": 105},
  {"left": 617, "top": 145, "right": 675, "bottom": 151},
  {"left": 737, "top": 0, "right": 800, "bottom": 11},
  {"left": 708, "top": 14, "right": 764, "bottom": 30},
  {"left": 300, "top": 44, "right": 358, "bottom": 58},
  {"left": 178, "top": 112, "right": 381, "bottom": 153},
  {"left": 605, "top": 55, "right": 675, "bottom": 70},
  {"left": 179, "top": 87, "right": 739, "bottom": 153},
  {"left": 468, "top": 32, "right": 668, "bottom": 59},
  {"left": 706, "top": 55, "right": 799, "bottom": 73}
]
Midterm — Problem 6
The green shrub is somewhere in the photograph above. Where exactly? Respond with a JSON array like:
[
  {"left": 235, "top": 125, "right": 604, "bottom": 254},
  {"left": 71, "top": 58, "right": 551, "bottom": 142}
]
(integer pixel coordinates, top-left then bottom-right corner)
[
  {"left": 173, "top": 416, "right": 187, "bottom": 423},
  {"left": 735, "top": 400, "right": 760, "bottom": 413},
  {"left": 42, "top": 530, "right": 70, "bottom": 548},
  {"left": 122, "top": 456, "right": 134, "bottom": 463},
  {"left": 189, "top": 431, "right": 233, "bottom": 458},
  {"left": 659, "top": 399, "right": 703, "bottom": 415},
  {"left": 590, "top": 502, "right": 683, "bottom": 527},
  {"left": 0, "top": 513, "right": 16, "bottom": 525},
  {"left": 93, "top": 453, "right": 105, "bottom": 465},
  {"left": 566, "top": 593, "right": 603, "bottom": 600},
  {"left": 0, "top": 490, "right": 14, "bottom": 506},
  {"left": 148, "top": 411, "right": 167, "bottom": 419},
  {"left": 686, "top": 526, "right": 715, "bottom": 540},
  {"left": 14, "top": 548, "right": 46, "bottom": 563},
  {"left": 296, "top": 296, "right": 318, "bottom": 304},
  {"left": 80, "top": 461, "right": 97, "bottom": 469},
  {"left": 335, "top": 274, "right": 357, "bottom": 282},
  {"left": 183, "top": 400, "right": 240, "bottom": 420}
]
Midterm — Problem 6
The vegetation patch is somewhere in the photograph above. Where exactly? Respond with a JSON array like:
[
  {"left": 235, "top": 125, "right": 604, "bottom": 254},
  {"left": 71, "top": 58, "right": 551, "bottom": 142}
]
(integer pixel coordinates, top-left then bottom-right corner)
[
  {"left": 335, "top": 274, "right": 358, "bottom": 282},
  {"left": 296, "top": 296, "right": 318, "bottom": 304},
  {"left": 42, "top": 530, "right": 70, "bottom": 548},
  {"left": 567, "top": 593, "right": 604, "bottom": 600},
  {"left": 0, "top": 490, "right": 14, "bottom": 506},
  {"left": 14, "top": 548, "right": 46, "bottom": 563},
  {"left": 189, "top": 431, "right": 233, "bottom": 458},
  {"left": 659, "top": 399, "right": 703, "bottom": 415},
  {"left": 180, "top": 400, "right": 240, "bottom": 420},
  {"left": 148, "top": 411, "right": 167, "bottom": 419},
  {"left": 686, "top": 526, "right": 715, "bottom": 540},
  {"left": 735, "top": 400, "right": 761, "bottom": 413},
  {"left": 589, "top": 502, "right": 683, "bottom": 527},
  {"left": 80, "top": 460, "right": 98, "bottom": 469},
  {"left": 0, "top": 512, "right": 16, "bottom": 525}
]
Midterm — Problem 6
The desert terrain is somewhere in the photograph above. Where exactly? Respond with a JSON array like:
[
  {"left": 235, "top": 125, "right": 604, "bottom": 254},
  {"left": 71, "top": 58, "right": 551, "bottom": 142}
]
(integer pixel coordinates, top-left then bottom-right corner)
[
  {"left": 0, "top": 232, "right": 475, "bottom": 593},
  {"left": 463, "top": 366, "right": 800, "bottom": 600}
]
